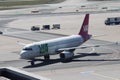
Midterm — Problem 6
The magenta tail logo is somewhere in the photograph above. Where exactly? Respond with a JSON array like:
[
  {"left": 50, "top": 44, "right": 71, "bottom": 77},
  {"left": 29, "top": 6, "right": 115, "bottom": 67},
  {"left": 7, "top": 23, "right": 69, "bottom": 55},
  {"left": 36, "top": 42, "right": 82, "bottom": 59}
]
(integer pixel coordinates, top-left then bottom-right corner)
[
  {"left": 83, "top": 25, "right": 88, "bottom": 32},
  {"left": 78, "top": 14, "right": 89, "bottom": 36}
]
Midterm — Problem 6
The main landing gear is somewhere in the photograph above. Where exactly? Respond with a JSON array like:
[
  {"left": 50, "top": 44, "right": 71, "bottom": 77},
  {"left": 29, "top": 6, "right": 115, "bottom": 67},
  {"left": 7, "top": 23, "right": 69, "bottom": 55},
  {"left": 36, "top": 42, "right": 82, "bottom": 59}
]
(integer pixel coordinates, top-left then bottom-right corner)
[
  {"left": 44, "top": 55, "right": 50, "bottom": 60},
  {"left": 31, "top": 60, "right": 35, "bottom": 66},
  {"left": 29, "top": 55, "right": 50, "bottom": 66}
]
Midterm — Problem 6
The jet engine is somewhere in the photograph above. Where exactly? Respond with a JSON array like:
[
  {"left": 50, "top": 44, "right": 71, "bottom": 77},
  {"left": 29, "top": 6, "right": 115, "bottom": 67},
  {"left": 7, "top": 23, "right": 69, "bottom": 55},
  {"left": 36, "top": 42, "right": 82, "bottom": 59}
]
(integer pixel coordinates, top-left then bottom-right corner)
[{"left": 60, "top": 51, "right": 74, "bottom": 60}]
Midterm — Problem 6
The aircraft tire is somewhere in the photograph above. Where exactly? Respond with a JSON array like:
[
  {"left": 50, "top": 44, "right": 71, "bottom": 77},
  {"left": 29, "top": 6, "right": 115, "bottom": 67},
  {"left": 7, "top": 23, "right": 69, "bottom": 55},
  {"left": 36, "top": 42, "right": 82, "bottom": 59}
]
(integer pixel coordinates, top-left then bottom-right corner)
[
  {"left": 44, "top": 55, "right": 50, "bottom": 60},
  {"left": 31, "top": 61, "right": 35, "bottom": 66}
]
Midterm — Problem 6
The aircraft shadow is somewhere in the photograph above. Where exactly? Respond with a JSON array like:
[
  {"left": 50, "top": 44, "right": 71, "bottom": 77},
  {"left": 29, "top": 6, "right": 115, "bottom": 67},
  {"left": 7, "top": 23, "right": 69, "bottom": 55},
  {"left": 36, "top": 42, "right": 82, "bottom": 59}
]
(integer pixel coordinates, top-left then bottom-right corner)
[
  {"left": 23, "top": 52, "right": 120, "bottom": 68},
  {"left": 23, "top": 58, "right": 61, "bottom": 68}
]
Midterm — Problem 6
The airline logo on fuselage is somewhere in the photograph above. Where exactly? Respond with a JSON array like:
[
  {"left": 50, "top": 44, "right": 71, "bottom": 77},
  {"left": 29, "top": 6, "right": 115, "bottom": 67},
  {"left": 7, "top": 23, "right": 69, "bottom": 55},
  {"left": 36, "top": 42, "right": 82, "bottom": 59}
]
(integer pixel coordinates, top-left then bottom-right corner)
[{"left": 38, "top": 43, "right": 48, "bottom": 53}]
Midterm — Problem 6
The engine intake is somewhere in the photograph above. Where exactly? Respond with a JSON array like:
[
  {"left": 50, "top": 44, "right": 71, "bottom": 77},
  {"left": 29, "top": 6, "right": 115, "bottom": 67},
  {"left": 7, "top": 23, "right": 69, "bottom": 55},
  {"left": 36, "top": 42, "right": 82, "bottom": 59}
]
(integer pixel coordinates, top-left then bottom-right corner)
[{"left": 60, "top": 51, "right": 74, "bottom": 60}]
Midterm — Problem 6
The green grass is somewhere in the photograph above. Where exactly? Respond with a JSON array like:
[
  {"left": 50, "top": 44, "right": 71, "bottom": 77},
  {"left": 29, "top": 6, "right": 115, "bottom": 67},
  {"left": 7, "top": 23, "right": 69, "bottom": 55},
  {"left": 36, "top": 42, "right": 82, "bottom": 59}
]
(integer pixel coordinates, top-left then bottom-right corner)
[{"left": 0, "top": 0, "right": 65, "bottom": 6}]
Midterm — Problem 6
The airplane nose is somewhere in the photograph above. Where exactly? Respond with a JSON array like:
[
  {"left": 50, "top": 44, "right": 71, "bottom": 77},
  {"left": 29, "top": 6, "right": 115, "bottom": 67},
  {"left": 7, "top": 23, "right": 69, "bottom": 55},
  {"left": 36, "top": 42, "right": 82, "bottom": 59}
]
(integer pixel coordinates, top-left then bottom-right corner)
[{"left": 20, "top": 51, "right": 28, "bottom": 59}]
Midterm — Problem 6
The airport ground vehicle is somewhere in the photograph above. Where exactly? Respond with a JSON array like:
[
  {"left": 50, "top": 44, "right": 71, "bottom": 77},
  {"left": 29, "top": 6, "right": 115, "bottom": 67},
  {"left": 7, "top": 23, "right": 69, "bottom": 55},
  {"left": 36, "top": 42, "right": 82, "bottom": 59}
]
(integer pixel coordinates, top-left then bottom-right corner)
[
  {"left": 52, "top": 24, "right": 60, "bottom": 29},
  {"left": 31, "top": 26, "right": 40, "bottom": 31},
  {"left": 0, "top": 31, "right": 3, "bottom": 34},
  {"left": 105, "top": 17, "right": 120, "bottom": 25},
  {"left": 41, "top": 25, "right": 50, "bottom": 30}
]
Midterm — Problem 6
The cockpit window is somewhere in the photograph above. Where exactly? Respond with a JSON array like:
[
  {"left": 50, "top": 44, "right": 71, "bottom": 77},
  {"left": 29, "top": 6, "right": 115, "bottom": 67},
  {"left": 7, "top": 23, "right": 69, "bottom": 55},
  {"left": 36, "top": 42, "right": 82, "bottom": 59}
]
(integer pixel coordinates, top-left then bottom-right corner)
[{"left": 23, "top": 47, "right": 33, "bottom": 51}]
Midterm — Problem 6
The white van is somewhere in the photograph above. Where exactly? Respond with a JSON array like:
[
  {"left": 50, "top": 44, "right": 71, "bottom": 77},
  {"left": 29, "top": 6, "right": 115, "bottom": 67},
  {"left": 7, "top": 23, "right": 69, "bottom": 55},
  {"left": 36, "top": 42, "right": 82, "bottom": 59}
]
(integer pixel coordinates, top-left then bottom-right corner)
[{"left": 105, "top": 17, "right": 120, "bottom": 25}]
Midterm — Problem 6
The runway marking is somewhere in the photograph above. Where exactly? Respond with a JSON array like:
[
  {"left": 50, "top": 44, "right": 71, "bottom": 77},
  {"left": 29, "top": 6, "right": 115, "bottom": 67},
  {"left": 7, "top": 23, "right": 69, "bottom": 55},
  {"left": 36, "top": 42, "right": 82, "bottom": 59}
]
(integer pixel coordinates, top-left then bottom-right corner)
[
  {"left": 80, "top": 70, "right": 120, "bottom": 80},
  {"left": 4, "top": 28, "right": 10, "bottom": 33},
  {"left": 80, "top": 70, "right": 94, "bottom": 74},
  {"left": 89, "top": 47, "right": 95, "bottom": 53},
  {"left": 92, "top": 72, "right": 119, "bottom": 80},
  {"left": 88, "top": 46, "right": 120, "bottom": 67},
  {"left": 104, "top": 46, "right": 120, "bottom": 59}
]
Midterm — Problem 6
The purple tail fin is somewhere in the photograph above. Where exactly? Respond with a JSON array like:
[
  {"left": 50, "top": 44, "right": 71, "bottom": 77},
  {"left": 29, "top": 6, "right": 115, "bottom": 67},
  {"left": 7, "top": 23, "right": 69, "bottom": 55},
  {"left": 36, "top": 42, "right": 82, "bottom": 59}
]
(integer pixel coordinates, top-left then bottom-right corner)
[{"left": 78, "top": 14, "right": 90, "bottom": 41}]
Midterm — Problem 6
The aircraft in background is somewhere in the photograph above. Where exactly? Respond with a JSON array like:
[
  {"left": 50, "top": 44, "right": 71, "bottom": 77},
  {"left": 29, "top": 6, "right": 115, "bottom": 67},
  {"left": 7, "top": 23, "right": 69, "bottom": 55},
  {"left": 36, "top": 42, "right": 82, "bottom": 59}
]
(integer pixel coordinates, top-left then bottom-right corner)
[{"left": 20, "top": 14, "right": 118, "bottom": 66}]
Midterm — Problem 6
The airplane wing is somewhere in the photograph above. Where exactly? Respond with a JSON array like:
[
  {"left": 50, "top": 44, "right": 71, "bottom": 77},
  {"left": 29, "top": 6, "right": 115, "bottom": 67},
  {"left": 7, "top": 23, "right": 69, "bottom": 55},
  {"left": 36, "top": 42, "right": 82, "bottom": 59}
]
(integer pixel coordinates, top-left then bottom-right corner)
[{"left": 58, "top": 42, "right": 119, "bottom": 51}]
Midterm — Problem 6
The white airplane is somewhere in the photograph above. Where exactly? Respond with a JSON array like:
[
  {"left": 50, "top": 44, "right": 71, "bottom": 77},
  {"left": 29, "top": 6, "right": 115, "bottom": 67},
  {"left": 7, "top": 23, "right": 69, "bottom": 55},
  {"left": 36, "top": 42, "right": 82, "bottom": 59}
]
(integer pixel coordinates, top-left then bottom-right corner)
[
  {"left": 20, "top": 14, "right": 91, "bottom": 65},
  {"left": 20, "top": 14, "right": 118, "bottom": 66}
]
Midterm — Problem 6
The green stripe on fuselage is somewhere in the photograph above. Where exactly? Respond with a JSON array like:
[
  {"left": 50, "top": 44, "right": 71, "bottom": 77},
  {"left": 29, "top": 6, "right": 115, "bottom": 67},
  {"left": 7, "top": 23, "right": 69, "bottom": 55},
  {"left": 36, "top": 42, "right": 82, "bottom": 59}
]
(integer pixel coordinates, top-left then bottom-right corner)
[{"left": 39, "top": 43, "right": 48, "bottom": 54}]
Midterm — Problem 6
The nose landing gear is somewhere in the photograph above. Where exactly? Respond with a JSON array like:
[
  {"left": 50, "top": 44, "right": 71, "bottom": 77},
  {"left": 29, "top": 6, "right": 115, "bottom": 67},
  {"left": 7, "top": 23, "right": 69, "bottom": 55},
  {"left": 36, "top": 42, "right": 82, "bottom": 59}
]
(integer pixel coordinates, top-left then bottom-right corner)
[
  {"left": 28, "top": 59, "right": 35, "bottom": 66},
  {"left": 44, "top": 55, "right": 50, "bottom": 60}
]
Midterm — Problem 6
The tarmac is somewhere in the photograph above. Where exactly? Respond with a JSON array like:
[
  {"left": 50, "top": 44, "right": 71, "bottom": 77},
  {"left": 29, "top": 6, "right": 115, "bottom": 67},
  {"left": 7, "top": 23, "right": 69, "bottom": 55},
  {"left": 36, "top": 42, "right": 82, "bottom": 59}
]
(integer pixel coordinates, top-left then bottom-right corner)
[{"left": 0, "top": 0, "right": 120, "bottom": 80}]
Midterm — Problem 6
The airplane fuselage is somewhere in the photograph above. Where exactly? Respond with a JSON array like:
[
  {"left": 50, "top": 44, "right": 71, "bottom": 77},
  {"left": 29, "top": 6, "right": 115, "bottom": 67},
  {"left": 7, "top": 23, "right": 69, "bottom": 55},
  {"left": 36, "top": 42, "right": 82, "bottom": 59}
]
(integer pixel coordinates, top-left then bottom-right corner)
[{"left": 20, "top": 35, "right": 84, "bottom": 59}]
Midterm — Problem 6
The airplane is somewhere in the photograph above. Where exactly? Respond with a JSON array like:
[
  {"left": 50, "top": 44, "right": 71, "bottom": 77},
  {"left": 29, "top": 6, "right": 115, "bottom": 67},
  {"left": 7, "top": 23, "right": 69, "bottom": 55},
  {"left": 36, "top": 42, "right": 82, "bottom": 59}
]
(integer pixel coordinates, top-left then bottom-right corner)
[
  {"left": 20, "top": 14, "right": 91, "bottom": 65},
  {"left": 20, "top": 14, "right": 118, "bottom": 66}
]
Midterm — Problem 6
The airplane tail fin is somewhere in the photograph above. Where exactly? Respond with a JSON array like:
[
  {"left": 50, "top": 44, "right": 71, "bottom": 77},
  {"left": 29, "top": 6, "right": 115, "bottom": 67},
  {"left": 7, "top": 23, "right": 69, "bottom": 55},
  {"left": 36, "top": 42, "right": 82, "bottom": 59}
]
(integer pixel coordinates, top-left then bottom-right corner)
[{"left": 78, "top": 14, "right": 91, "bottom": 41}]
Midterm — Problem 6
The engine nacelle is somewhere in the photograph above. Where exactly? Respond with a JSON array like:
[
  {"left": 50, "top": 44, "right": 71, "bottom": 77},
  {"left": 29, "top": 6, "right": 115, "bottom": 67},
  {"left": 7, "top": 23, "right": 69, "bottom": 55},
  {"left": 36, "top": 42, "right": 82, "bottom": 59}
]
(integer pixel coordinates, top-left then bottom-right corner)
[{"left": 60, "top": 51, "right": 74, "bottom": 60}]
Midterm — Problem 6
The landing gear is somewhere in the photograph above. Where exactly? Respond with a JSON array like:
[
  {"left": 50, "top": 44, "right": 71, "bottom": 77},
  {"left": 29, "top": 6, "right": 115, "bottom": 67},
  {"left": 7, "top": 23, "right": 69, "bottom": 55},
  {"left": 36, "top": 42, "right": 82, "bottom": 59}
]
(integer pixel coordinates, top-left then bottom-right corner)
[
  {"left": 29, "top": 59, "right": 35, "bottom": 66},
  {"left": 31, "top": 61, "right": 35, "bottom": 66},
  {"left": 44, "top": 55, "right": 50, "bottom": 60},
  {"left": 28, "top": 55, "right": 50, "bottom": 66}
]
